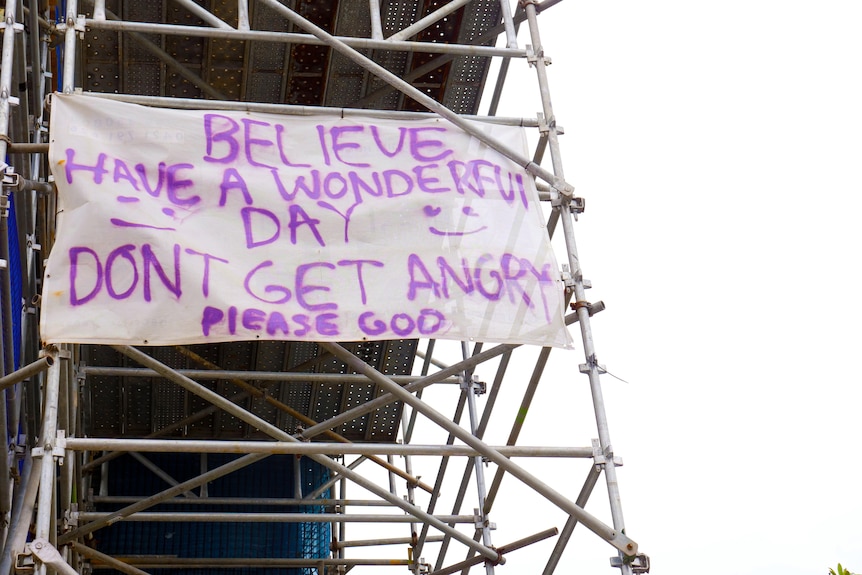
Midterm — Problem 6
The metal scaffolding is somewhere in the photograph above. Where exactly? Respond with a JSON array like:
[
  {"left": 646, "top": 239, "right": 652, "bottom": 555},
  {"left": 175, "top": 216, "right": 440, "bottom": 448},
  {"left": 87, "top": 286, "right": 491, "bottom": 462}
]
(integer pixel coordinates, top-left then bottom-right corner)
[{"left": 0, "top": 1, "right": 648, "bottom": 574}]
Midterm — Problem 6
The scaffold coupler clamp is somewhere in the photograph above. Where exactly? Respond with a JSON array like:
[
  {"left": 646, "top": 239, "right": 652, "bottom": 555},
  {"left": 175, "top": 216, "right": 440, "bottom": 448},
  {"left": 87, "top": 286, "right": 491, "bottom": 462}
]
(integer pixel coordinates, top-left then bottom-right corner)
[
  {"left": 460, "top": 374, "right": 485, "bottom": 395},
  {"left": 26, "top": 232, "right": 41, "bottom": 253},
  {"left": 294, "top": 425, "right": 311, "bottom": 441},
  {"left": 549, "top": 179, "right": 583, "bottom": 213},
  {"left": 524, "top": 44, "right": 551, "bottom": 68},
  {"left": 536, "top": 112, "right": 551, "bottom": 138},
  {"left": 57, "top": 13, "right": 88, "bottom": 39},
  {"left": 561, "top": 265, "right": 575, "bottom": 294},
  {"left": 75, "top": 361, "right": 87, "bottom": 384},
  {"left": 63, "top": 503, "right": 79, "bottom": 530},
  {"left": 554, "top": 178, "right": 573, "bottom": 199},
  {"left": 570, "top": 195, "right": 586, "bottom": 215},
  {"left": 591, "top": 438, "right": 623, "bottom": 470},
  {"left": 473, "top": 508, "right": 497, "bottom": 533},
  {"left": 21, "top": 538, "right": 78, "bottom": 575},
  {"left": 579, "top": 353, "right": 606, "bottom": 375},
  {"left": 43, "top": 345, "right": 71, "bottom": 361},
  {"left": 33, "top": 429, "right": 67, "bottom": 468},
  {"left": 611, "top": 552, "right": 651, "bottom": 573},
  {"left": 0, "top": 14, "right": 24, "bottom": 34},
  {"left": 1, "top": 169, "right": 15, "bottom": 214},
  {"left": 519, "top": 0, "right": 551, "bottom": 19}
]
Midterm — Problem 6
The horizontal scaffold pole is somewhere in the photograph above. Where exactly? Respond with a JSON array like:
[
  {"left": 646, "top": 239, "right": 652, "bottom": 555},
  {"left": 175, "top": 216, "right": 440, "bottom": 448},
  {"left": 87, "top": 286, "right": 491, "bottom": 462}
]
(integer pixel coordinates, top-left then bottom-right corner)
[
  {"left": 80, "top": 366, "right": 460, "bottom": 384},
  {"left": 76, "top": 512, "right": 478, "bottom": 524},
  {"left": 334, "top": 535, "right": 445, "bottom": 549},
  {"left": 64, "top": 438, "right": 592, "bottom": 458},
  {"left": 90, "top": 496, "right": 392, "bottom": 507},
  {"left": 85, "top": 557, "right": 411, "bottom": 568},
  {"left": 80, "top": 92, "right": 543, "bottom": 127},
  {"left": 80, "top": 17, "right": 526, "bottom": 58}
]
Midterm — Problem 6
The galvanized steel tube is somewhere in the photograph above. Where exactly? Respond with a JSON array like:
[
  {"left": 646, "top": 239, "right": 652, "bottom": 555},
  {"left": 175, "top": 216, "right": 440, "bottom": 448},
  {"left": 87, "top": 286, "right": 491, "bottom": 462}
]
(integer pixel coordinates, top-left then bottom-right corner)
[
  {"left": 111, "top": 345, "right": 505, "bottom": 564},
  {"left": 0, "top": 4, "right": 18, "bottom": 534},
  {"left": 77, "top": 512, "right": 477, "bottom": 523},
  {"left": 320, "top": 342, "right": 634, "bottom": 554},
  {"left": 34, "top": 351, "right": 61, "bottom": 546},
  {"left": 81, "top": 365, "right": 460, "bottom": 384},
  {"left": 523, "top": 0, "right": 637, "bottom": 563},
  {"left": 62, "top": 0, "right": 77, "bottom": 93},
  {"left": 81, "top": 91, "right": 541, "bottom": 126},
  {"left": 542, "top": 466, "right": 602, "bottom": 575},
  {"left": 368, "top": 0, "right": 383, "bottom": 40},
  {"left": 81, "top": 18, "right": 525, "bottom": 58}
]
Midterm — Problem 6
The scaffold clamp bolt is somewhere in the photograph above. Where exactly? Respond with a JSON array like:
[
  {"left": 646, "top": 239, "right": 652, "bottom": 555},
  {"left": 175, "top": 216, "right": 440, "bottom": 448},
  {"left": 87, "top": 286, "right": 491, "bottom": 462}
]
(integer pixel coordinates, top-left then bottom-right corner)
[{"left": 552, "top": 178, "right": 574, "bottom": 198}]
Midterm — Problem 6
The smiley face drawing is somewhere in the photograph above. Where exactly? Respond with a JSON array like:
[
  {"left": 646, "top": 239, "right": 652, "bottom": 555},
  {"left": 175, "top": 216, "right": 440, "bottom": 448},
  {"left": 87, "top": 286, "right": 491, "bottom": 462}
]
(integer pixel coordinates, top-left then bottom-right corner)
[
  {"left": 111, "top": 196, "right": 182, "bottom": 231},
  {"left": 423, "top": 201, "right": 488, "bottom": 237}
]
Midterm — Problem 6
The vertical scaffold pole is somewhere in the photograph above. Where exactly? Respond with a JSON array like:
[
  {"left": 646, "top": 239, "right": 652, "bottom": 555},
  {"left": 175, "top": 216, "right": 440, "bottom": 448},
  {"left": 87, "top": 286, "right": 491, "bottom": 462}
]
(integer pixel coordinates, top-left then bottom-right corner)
[
  {"left": 499, "top": 0, "right": 518, "bottom": 49},
  {"left": 0, "top": 0, "right": 18, "bottom": 164},
  {"left": 464, "top": 374, "right": 495, "bottom": 575},
  {"left": 369, "top": 0, "right": 384, "bottom": 40},
  {"left": 238, "top": 0, "right": 250, "bottom": 30},
  {"left": 521, "top": 1, "right": 633, "bottom": 571},
  {"left": 399, "top": 412, "right": 418, "bottom": 561},
  {"left": 0, "top": 0, "right": 20, "bottom": 547},
  {"left": 63, "top": 0, "right": 78, "bottom": 94},
  {"left": 34, "top": 349, "right": 61, "bottom": 575}
]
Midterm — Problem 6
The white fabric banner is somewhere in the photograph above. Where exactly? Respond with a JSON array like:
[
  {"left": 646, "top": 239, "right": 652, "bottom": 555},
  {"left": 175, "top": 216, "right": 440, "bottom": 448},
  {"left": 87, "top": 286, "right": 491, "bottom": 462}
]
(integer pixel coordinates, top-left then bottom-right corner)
[{"left": 42, "top": 94, "right": 573, "bottom": 348}]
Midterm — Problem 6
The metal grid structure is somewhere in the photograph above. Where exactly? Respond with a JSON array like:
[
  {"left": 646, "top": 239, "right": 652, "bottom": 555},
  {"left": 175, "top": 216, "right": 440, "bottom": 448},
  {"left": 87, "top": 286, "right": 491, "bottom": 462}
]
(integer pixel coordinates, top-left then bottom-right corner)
[{"left": 0, "top": 1, "right": 649, "bottom": 574}]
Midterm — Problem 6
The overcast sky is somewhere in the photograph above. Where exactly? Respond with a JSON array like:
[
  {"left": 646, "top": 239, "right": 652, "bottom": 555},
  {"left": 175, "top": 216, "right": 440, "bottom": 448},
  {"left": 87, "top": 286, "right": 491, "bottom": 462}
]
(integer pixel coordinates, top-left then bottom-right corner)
[{"left": 477, "top": 1, "right": 862, "bottom": 573}]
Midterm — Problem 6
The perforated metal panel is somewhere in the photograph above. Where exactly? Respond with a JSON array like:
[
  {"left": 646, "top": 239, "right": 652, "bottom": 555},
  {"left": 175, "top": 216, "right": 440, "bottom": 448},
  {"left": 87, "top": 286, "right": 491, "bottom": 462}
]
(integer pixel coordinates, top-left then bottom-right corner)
[
  {"left": 80, "top": 0, "right": 497, "bottom": 113},
  {"left": 95, "top": 453, "right": 331, "bottom": 574}
]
